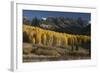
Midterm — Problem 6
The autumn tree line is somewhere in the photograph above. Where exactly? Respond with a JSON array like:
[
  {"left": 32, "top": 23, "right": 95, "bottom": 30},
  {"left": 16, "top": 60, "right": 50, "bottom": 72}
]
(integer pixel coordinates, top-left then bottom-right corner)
[{"left": 23, "top": 25, "right": 90, "bottom": 51}]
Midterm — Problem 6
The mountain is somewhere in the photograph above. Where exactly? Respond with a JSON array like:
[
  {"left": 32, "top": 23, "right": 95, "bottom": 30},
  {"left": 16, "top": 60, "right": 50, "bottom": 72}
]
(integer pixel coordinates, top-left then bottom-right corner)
[{"left": 24, "top": 16, "right": 90, "bottom": 35}]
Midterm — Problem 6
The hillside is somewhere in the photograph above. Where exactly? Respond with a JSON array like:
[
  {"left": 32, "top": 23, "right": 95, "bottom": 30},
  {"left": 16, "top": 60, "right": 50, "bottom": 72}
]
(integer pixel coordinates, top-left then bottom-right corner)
[{"left": 23, "top": 25, "right": 91, "bottom": 62}]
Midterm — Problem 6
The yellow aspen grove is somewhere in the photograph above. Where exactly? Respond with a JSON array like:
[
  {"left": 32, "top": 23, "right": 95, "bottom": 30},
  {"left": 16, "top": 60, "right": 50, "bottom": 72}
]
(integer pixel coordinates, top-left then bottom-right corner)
[
  {"left": 64, "top": 35, "right": 68, "bottom": 47},
  {"left": 56, "top": 35, "right": 61, "bottom": 47},
  {"left": 74, "top": 36, "right": 78, "bottom": 45},
  {"left": 65, "top": 37, "right": 68, "bottom": 47},
  {"left": 35, "top": 30, "right": 42, "bottom": 45},
  {"left": 68, "top": 37, "right": 72, "bottom": 45},
  {"left": 41, "top": 33, "right": 47, "bottom": 45},
  {"left": 32, "top": 38, "right": 35, "bottom": 44},
  {"left": 83, "top": 36, "right": 90, "bottom": 44},
  {"left": 28, "top": 31, "right": 34, "bottom": 43},
  {"left": 52, "top": 33, "right": 58, "bottom": 46},
  {"left": 46, "top": 32, "right": 53, "bottom": 46},
  {"left": 23, "top": 25, "right": 90, "bottom": 49},
  {"left": 60, "top": 36, "right": 66, "bottom": 47}
]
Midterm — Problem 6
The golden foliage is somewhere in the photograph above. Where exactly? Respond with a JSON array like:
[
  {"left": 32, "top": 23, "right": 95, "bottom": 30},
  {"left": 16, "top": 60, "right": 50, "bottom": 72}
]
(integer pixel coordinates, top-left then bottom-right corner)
[{"left": 23, "top": 25, "right": 90, "bottom": 48}]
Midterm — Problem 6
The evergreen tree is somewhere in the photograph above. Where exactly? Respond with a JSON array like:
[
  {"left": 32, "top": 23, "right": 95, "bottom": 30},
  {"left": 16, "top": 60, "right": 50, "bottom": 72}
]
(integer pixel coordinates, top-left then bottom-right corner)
[{"left": 31, "top": 17, "right": 39, "bottom": 26}]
